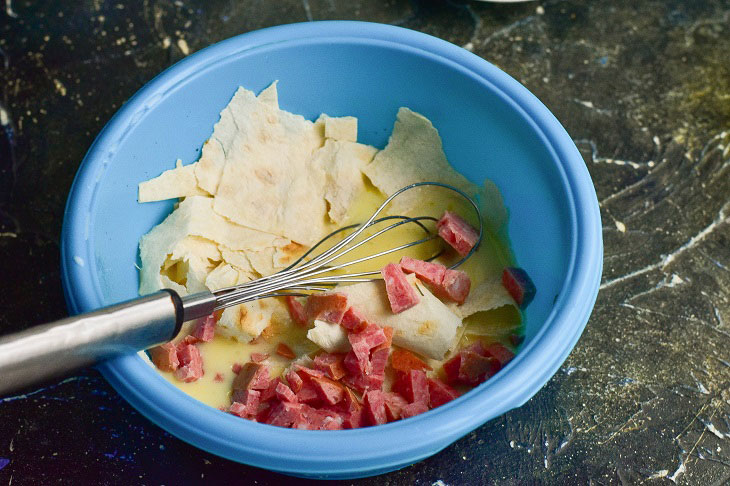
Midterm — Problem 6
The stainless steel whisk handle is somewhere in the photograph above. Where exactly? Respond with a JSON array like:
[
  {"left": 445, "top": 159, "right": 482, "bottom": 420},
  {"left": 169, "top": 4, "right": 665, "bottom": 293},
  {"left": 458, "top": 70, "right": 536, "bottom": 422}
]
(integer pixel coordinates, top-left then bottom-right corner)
[{"left": 0, "top": 289, "right": 192, "bottom": 396}]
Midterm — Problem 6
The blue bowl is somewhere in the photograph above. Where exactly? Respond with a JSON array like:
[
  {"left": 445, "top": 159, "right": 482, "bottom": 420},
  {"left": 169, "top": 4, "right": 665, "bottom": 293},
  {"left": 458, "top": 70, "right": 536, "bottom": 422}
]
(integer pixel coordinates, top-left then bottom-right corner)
[{"left": 61, "top": 21, "right": 602, "bottom": 479}]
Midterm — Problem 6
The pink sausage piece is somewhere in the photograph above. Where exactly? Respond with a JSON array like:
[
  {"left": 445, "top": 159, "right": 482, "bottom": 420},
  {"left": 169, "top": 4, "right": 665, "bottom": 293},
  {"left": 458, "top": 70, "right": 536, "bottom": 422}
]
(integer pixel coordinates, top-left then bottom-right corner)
[
  {"left": 437, "top": 210, "right": 479, "bottom": 256},
  {"left": 305, "top": 292, "right": 349, "bottom": 324},
  {"left": 440, "top": 269, "right": 471, "bottom": 304},
  {"left": 399, "top": 256, "right": 446, "bottom": 287},
  {"left": 381, "top": 263, "right": 420, "bottom": 313},
  {"left": 149, "top": 343, "right": 179, "bottom": 372},
  {"left": 192, "top": 314, "right": 216, "bottom": 342},
  {"left": 174, "top": 344, "right": 204, "bottom": 382}
]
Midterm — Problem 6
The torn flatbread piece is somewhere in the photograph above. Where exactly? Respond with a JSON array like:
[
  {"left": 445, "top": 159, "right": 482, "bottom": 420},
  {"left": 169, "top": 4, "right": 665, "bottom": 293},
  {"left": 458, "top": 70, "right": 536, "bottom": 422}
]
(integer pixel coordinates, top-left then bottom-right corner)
[
  {"left": 312, "top": 139, "right": 378, "bottom": 223},
  {"left": 450, "top": 277, "right": 517, "bottom": 319},
  {"left": 138, "top": 159, "right": 209, "bottom": 203},
  {"left": 337, "top": 275, "right": 461, "bottom": 360},
  {"left": 139, "top": 196, "right": 289, "bottom": 294},
  {"left": 217, "top": 299, "right": 281, "bottom": 344},
  {"left": 194, "top": 84, "right": 287, "bottom": 195},
  {"left": 307, "top": 319, "right": 351, "bottom": 353},
  {"left": 362, "top": 107, "right": 474, "bottom": 214},
  {"left": 324, "top": 116, "right": 357, "bottom": 142},
  {"left": 257, "top": 81, "right": 279, "bottom": 109},
  {"left": 198, "top": 86, "right": 328, "bottom": 245}
]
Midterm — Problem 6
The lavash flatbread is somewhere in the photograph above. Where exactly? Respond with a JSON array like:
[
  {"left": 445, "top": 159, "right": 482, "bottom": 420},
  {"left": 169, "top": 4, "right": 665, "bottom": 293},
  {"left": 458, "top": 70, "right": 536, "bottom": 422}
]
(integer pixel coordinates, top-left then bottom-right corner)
[
  {"left": 312, "top": 139, "right": 377, "bottom": 223},
  {"left": 449, "top": 277, "right": 517, "bottom": 319},
  {"left": 196, "top": 86, "right": 329, "bottom": 245},
  {"left": 362, "top": 107, "right": 507, "bottom": 233}
]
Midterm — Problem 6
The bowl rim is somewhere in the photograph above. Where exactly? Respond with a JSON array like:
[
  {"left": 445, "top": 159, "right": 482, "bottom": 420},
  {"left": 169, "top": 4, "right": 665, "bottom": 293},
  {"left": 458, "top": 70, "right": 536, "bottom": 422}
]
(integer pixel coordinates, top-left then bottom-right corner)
[{"left": 60, "top": 21, "right": 602, "bottom": 478}]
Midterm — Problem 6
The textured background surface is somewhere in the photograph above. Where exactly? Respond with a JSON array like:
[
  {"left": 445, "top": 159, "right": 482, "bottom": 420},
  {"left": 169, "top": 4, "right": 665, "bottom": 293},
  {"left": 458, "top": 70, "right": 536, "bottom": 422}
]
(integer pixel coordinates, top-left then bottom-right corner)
[{"left": 1, "top": 1, "right": 729, "bottom": 484}]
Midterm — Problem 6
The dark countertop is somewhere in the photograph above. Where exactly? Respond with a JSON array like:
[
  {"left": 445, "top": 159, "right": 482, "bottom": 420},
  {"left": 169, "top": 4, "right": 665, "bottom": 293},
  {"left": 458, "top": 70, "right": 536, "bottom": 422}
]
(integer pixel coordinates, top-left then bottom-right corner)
[{"left": 1, "top": 1, "right": 729, "bottom": 484}]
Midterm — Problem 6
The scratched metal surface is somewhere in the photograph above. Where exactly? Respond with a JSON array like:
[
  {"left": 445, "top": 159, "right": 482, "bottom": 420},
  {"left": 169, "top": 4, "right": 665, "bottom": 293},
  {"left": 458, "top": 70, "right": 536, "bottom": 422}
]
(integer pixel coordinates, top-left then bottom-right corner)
[{"left": 1, "top": 1, "right": 729, "bottom": 484}]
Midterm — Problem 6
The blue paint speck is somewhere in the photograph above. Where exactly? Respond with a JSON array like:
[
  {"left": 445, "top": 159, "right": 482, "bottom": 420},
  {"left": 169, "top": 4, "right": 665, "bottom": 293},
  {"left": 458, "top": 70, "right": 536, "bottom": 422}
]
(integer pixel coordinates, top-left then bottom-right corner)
[
  {"left": 0, "top": 458, "right": 10, "bottom": 470},
  {"left": 598, "top": 56, "right": 608, "bottom": 65}
]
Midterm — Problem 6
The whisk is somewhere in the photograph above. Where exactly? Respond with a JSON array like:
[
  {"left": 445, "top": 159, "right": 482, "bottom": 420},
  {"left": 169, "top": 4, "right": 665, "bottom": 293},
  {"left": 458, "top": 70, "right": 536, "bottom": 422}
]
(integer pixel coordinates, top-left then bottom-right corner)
[{"left": 0, "top": 182, "right": 482, "bottom": 395}]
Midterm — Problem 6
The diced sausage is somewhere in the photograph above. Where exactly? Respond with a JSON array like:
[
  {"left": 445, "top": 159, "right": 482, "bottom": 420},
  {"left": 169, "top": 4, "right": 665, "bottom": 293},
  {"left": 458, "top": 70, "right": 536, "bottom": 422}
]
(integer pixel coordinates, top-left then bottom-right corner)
[
  {"left": 275, "top": 382, "right": 298, "bottom": 403},
  {"left": 250, "top": 352, "right": 269, "bottom": 363},
  {"left": 383, "top": 392, "right": 409, "bottom": 422},
  {"left": 149, "top": 343, "right": 179, "bottom": 372},
  {"left": 232, "top": 362, "right": 270, "bottom": 402},
  {"left": 509, "top": 334, "right": 525, "bottom": 348},
  {"left": 400, "top": 401, "right": 429, "bottom": 419},
  {"left": 349, "top": 323, "right": 387, "bottom": 350},
  {"left": 393, "top": 369, "right": 429, "bottom": 404},
  {"left": 391, "top": 348, "right": 432, "bottom": 373},
  {"left": 285, "top": 296, "right": 308, "bottom": 327},
  {"left": 174, "top": 344, "right": 204, "bottom": 382},
  {"left": 310, "top": 376, "right": 345, "bottom": 405},
  {"left": 381, "top": 263, "right": 420, "bottom": 313},
  {"left": 342, "top": 408, "right": 365, "bottom": 429},
  {"left": 502, "top": 267, "right": 536, "bottom": 309},
  {"left": 373, "top": 326, "right": 393, "bottom": 352},
  {"left": 340, "top": 307, "right": 367, "bottom": 333},
  {"left": 275, "top": 342, "right": 296, "bottom": 359},
  {"left": 213, "top": 372, "right": 224, "bottom": 383},
  {"left": 313, "top": 352, "right": 347, "bottom": 380},
  {"left": 437, "top": 210, "right": 480, "bottom": 256},
  {"left": 439, "top": 269, "right": 471, "bottom": 304},
  {"left": 363, "top": 390, "right": 387, "bottom": 426},
  {"left": 192, "top": 314, "right": 216, "bottom": 342},
  {"left": 228, "top": 389, "right": 260, "bottom": 418},
  {"left": 399, "top": 256, "right": 446, "bottom": 287},
  {"left": 231, "top": 362, "right": 244, "bottom": 374},
  {"left": 260, "top": 377, "right": 283, "bottom": 403},
  {"left": 266, "top": 401, "right": 303, "bottom": 428},
  {"left": 457, "top": 350, "right": 500, "bottom": 386},
  {"left": 293, "top": 364, "right": 325, "bottom": 380},
  {"left": 427, "top": 378, "right": 460, "bottom": 408},
  {"left": 286, "top": 369, "right": 304, "bottom": 393},
  {"left": 294, "top": 405, "right": 344, "bottom": 430},
  {"left": 443, "top": 354, "right": 463, "bottom": 384},
  {"left": 484, "top": 342, "right": 515, "bottom": 367},
  {"left": 305, "top": 292, "right": 349, "bottom": 324},
  {"left": 295, "top": 381, "right": 322, "bottom": 406}
]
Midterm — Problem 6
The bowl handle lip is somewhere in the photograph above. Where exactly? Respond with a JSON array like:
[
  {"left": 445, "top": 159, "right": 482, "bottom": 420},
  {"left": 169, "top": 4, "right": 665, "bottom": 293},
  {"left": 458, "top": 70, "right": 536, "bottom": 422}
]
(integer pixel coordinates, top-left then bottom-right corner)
[{"left": 61, "top": 20, "right": 603, "bottom": 476}]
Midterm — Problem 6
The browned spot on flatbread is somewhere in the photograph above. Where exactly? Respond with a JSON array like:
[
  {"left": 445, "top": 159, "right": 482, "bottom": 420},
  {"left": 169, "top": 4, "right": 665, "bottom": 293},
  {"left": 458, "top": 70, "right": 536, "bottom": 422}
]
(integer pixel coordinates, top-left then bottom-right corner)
[
  {"left": 254, "top": 167, "right": 275, "bottom": 184},
  {"left": 418, "top": 321, "right": 436, "bottom": 336},
  {"left": 278, "top": 241, "right": 307, "bottom": 266}
]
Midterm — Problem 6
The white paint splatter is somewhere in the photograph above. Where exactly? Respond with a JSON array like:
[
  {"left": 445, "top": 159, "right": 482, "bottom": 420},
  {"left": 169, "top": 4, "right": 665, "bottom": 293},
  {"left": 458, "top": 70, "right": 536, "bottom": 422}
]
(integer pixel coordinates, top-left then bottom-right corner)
[
  {"left": 5, "top": 0, "right": 18, "bottom": 18},
  {"left": 648, "top": 469, "right": 669, "bottom": 480},
  {"left": 177, "top": 38, "right": 190, "bottom": 55},
  {"left": 53, "top": 78, "right": 67, "bottom": 96},
  {"left": 0, "top": 106, "right": 9, "bottom": 126},
  {"left": 432, "top": 481, "right": 447, "bottom": 486},
  {"left": 615, "top": 220, "right": 626, "bottom": 232},
  {"left": 536, "top": 5, "right": 545, "bottom": 15},
  {"left": 73, "top": 256, "right": 85, "bottom": 267}
]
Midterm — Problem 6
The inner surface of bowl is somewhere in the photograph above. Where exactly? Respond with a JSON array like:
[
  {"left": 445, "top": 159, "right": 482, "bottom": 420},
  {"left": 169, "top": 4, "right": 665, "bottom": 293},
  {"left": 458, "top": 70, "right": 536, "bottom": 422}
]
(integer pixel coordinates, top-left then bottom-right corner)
[{"left": 61, "top": 22, "right": 601, "bottom": 479}]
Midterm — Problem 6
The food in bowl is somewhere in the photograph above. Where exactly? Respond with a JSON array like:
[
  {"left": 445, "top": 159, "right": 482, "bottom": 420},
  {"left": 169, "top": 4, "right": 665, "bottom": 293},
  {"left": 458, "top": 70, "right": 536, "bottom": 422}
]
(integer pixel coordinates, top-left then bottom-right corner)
[{"left": 137, "top": 82, "right": 534, "bottom": 430}]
